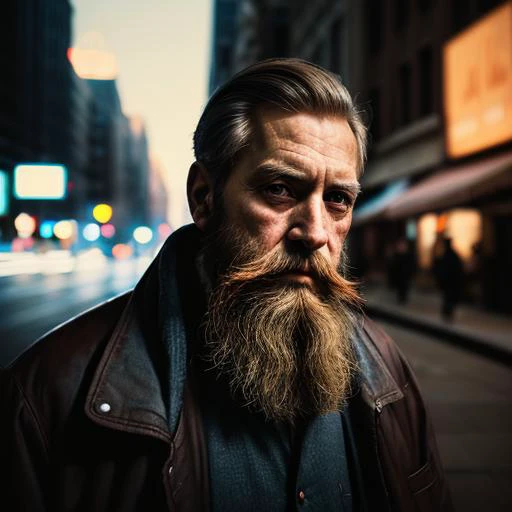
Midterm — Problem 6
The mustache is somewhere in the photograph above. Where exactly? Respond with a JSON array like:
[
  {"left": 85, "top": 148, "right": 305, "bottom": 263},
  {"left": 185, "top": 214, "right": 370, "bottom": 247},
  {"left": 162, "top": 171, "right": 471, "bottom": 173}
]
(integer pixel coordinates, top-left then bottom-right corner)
[{"left": 220, "top": 244, "right": 363, "bottom": 308}]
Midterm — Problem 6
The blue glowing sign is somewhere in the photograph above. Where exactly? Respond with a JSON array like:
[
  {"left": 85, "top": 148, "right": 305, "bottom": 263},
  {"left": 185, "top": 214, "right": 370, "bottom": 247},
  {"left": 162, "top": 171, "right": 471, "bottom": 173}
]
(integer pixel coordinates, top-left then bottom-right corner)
[{"left": 0, "top": 171, "right": 8, "bottom": 215}]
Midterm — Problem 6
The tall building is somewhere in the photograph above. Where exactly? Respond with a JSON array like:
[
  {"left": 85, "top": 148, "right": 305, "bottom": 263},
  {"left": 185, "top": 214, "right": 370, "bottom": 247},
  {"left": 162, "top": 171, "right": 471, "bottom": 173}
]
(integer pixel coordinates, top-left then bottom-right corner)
[
  {"left": 0, "top": 0, "right": 80, "bottom": 239},
  {"left": 209, "top": 0, "right": 239, "bottom": 93},
  {"left": 209, "top": 0, "right": 290, "bottom": 92}
]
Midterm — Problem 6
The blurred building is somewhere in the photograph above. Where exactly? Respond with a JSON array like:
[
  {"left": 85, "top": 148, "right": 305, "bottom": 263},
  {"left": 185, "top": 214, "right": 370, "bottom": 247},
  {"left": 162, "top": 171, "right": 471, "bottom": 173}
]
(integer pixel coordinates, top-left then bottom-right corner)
[
  {"left": 148, "top": 157, "right": 170, "bottom": 229},
  {"left": 85, "top": 79, "right": 125, "bottom": 211},
  {"left": 0, "top": 0, "right": 84, "bottom": 239},
  {"left": 209, "top": 0, "right": 238, "bottom": 93},
  {"left": 209, "top": 0, "right": 290, "bottom": 92},
  {"left": 350, "top": 0, "right": 512, "bottom": 313}
]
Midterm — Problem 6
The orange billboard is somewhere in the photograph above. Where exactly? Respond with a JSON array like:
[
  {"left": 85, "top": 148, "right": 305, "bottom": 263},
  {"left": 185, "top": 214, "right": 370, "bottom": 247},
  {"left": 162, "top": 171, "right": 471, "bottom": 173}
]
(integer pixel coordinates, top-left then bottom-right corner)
[{"left": 443, "top": 2, "right": 512, "bottom": 158}]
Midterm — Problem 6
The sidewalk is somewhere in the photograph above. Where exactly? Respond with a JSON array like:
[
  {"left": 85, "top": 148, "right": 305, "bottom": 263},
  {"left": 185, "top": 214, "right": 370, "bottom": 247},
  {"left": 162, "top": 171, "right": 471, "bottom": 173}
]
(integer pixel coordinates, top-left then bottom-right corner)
[{"left": 361, "top": 281, "right": 512, "bottom": 366}]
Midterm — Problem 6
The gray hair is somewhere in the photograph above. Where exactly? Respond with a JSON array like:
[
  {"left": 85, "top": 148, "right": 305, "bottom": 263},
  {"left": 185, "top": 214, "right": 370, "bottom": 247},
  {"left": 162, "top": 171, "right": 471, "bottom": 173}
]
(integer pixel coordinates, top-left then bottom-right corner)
[{"left": 193, "top": 58, "right": 367, "bottom": 190}]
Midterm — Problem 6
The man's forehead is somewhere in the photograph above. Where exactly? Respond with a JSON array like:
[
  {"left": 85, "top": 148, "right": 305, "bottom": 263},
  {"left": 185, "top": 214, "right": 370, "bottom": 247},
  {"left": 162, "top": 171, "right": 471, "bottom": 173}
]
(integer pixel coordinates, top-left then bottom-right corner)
[{"left": 249, "top": 107, "right": 358, "bottom": 175}]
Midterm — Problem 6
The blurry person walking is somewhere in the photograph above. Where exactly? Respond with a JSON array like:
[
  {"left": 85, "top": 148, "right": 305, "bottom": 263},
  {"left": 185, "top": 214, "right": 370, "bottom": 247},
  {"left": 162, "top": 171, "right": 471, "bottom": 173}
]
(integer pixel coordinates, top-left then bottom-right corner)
[
  {"left": 389, "top": 238, "right": 416, "bottom": 304},
  {"left": 433, "top": 237, "right": 464, "bottom": 321}
]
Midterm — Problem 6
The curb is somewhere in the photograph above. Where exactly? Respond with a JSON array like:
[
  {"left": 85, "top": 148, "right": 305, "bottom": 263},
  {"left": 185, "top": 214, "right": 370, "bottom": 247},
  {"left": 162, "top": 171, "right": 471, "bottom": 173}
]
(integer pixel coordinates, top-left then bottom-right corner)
[{"left": 365, "top": 303, "right": 512, "bottom": 368}]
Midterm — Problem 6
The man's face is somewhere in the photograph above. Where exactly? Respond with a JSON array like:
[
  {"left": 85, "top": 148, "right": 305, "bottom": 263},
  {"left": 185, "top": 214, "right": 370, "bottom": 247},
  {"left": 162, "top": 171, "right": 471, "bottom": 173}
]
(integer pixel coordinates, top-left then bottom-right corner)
[
  {"left": 199, "top": 109, "right": 361, "bottom": 422},
  {"left": 220, "top": 108, "right": 360, "bottom": 273}
]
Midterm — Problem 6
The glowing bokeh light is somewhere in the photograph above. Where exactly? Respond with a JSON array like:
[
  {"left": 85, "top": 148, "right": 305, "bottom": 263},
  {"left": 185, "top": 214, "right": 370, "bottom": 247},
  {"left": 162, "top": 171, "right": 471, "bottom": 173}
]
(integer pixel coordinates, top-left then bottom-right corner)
[
  {"left": 68, "top": 44, "right": 119, "bottom": 80},
  {"left": 83, "top": 223, "right": 100, "bottom": 242},
  {"left": 158, "top": 223, "right": 172, "bottom": 239},
  {"left": 133, "top": 226, "right": 153, "bottom": 244},
  {"left": 39, "top": 221, "right": 55, "bottom": 239},
  {"left": 100, "top": 223, "right": 116, "bottom": 239},
  {"left": 112, "top": 243, "right": 133, "bottom": 260},
  {"left": 53, "top": 220, "right": 74, "bottom": 240},
  {"left": 14, "top": 213, "right": 36, "bottom": 238},
  {"left": 93, "top": 203, "right": 113, "bottom": 224},
  {"left": 14, "top": 164, "right": 67, "bottom": 199}
]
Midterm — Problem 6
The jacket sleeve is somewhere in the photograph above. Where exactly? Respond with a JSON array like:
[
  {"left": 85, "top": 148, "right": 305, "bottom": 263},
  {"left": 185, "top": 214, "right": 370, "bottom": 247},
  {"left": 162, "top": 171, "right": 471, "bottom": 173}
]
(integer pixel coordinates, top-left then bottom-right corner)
[{"left": 1, "top": 367, "right": 49, "bottom": 511}]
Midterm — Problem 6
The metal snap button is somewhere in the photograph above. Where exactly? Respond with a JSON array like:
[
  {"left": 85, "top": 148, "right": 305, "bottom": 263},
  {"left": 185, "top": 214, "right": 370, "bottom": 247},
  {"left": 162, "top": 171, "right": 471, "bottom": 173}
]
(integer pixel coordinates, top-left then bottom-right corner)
[{"left": 98, "top": 402, "right": 111, "bottom": 413}]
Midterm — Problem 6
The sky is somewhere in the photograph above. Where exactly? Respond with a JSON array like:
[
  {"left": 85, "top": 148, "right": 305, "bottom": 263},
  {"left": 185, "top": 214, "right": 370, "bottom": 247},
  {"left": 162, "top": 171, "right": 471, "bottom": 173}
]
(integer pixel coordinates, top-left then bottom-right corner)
[{"left": 72, "top": 0, "right": 212, "bottom": 228}]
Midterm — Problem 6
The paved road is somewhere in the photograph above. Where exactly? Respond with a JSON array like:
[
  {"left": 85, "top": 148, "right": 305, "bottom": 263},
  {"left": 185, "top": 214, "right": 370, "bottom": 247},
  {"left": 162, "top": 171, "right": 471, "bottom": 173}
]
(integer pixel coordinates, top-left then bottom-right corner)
[
  {"left": 379, "top": 320, "right": 512, "bottom": 512},
  {"left": 0, "top": 260, "right": 145, "bottom": 367}
]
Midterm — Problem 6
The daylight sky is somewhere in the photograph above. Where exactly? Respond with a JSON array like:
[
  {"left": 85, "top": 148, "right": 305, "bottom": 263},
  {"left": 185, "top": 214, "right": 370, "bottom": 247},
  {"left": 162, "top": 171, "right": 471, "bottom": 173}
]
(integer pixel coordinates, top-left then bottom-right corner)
[{"left": 72, "top": 0, "right": 212, "bottom": 228}]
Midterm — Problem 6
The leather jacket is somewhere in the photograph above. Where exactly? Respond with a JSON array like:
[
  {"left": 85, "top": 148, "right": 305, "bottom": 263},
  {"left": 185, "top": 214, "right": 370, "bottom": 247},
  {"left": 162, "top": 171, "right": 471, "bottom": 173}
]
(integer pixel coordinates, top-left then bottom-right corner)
[{"left": 1, "top": 226, "right": 453, "bottom": 511}]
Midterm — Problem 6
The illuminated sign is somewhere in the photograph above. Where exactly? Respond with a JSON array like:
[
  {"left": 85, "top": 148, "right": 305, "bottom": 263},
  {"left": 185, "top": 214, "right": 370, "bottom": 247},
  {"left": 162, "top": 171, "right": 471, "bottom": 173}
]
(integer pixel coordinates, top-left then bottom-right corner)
[
  {"left": 0, "top": 171, "right": 8, "bottom": 215},
  {"left": 14, "top": 164, "right": 67, "bottom": 199},
  {"left": 443, "top": 2, "right": 512, "bottom": 158}
]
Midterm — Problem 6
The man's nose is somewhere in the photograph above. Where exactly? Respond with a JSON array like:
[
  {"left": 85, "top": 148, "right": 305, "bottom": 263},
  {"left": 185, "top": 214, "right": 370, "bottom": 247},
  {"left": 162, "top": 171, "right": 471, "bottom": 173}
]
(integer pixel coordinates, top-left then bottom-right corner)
[{"left": 287, "top": 198, "right": 329, "bottom": 251}]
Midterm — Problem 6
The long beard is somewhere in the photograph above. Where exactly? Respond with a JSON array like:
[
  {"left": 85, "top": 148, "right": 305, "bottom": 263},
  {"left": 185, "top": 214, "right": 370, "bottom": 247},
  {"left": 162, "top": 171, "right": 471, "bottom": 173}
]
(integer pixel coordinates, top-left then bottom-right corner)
[{"left": 200, "top": 225, "right": 362, "bottom": 423}]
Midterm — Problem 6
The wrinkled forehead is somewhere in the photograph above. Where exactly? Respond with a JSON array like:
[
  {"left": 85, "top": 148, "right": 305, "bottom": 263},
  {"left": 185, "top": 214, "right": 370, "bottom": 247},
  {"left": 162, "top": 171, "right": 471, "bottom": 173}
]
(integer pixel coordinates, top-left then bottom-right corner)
[{"left": 249, "top": 107, "right": 358, "bottom": 171}]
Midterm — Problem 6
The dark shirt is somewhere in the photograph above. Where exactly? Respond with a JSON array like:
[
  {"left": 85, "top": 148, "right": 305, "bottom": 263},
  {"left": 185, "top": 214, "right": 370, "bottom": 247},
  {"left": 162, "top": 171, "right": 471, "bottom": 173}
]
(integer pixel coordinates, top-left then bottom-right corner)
[{"left": 199, "top": 376, "right": 353, "bottom": 512}]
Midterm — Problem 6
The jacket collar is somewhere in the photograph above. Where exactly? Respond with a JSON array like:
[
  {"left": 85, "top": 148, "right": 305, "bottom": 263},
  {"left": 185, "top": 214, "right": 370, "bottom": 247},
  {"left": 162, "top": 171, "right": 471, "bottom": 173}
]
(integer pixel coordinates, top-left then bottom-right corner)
[{"left": 84, "top": 225, "right": 403, "bottom": 440}]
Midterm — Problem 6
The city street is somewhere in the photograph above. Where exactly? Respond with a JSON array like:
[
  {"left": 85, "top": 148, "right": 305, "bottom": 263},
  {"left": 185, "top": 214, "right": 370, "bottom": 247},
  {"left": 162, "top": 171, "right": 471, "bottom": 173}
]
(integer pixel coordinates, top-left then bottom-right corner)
[
  {"left": 383, "top": 320, "right": 512, "bottom": 512},
  {"left": 0, "top": 259, "right": 146, "bottom": 367}
]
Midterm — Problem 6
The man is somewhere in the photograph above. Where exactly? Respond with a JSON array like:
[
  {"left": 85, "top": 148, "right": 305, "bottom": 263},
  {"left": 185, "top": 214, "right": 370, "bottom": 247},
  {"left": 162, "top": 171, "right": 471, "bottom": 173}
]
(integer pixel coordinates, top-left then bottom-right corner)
[{"left": 1, "top": 59, "right": 452, "bottom": 511}]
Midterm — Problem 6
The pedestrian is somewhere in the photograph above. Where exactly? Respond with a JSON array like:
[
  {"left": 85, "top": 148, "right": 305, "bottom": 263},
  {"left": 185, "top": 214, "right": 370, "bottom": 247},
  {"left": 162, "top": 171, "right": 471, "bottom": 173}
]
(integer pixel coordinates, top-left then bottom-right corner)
[
  {"left": 433, "top": 236, "right": 464, "bottom": 321},
  {"left": 389, "top": 238, "right": 416, "bottom": 304},
  {"left": 1, "top": 59, "right": 452, "bottom": 511}
]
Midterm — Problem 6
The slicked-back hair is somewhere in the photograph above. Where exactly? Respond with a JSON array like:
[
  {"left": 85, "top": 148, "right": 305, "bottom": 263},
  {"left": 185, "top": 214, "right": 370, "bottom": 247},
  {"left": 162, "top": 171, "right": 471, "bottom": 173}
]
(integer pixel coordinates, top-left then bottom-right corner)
[{"left": 193, "top": 58, "right": 367, "bottom": 193}]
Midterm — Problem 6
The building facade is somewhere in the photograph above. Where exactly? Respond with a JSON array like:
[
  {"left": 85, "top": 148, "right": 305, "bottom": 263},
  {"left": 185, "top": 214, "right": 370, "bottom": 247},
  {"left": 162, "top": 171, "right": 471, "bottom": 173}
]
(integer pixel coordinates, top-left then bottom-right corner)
[{"left": 208, "top": 0, "right": 512, "bottom": 313}]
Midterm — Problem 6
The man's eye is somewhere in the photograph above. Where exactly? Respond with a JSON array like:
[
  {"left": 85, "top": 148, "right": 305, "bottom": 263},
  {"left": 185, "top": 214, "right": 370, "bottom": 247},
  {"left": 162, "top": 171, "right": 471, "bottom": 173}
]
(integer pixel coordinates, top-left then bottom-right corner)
[
  {"left": 324, "top": 190, "right": 351, "bottom": 205},
  {"left": 266, "top": 183, "right": 291, "bottom": 197}
]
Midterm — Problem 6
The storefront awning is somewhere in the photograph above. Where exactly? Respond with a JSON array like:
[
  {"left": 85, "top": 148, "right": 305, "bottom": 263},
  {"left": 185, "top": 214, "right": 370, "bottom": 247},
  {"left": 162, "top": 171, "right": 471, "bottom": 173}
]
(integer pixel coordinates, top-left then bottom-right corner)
[
  {"left": 384, "top": 149, "right": 512, "bottom": 219},
  {"left": 352, "top": 180, "right": 408, "bottom": 226}
]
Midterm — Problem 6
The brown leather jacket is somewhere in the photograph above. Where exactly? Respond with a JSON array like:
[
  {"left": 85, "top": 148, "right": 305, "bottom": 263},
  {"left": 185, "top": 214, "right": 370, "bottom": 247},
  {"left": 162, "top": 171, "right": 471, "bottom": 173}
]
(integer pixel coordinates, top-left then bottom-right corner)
[{"left": 1, "top": 226, "right": 453, "bottom": 511}]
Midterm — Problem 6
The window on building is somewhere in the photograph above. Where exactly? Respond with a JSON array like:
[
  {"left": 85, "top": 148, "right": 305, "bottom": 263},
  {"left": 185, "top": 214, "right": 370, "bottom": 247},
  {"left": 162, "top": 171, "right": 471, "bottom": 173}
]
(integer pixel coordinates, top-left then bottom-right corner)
[
  {"left": 419, "top": 45, "right": 433, "bottom": 116},
  {"left": 330, "top": 18, "right": 342, "bottom": 74},
  {"left": 399, "top": 63, "right": 412, "bottom": 126},
  {"left": 367, "top": 0, "right": 383, "bottom": 55},
  {"left": 394, "top": 0, "right": 410, "bottom": 32}
]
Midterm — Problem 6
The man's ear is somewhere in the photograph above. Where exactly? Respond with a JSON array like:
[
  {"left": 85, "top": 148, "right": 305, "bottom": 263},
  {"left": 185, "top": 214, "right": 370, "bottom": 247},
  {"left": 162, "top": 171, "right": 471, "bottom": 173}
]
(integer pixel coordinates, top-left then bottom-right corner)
[{"left": 187, "top": 161, "right": 213, "bottom": 231}]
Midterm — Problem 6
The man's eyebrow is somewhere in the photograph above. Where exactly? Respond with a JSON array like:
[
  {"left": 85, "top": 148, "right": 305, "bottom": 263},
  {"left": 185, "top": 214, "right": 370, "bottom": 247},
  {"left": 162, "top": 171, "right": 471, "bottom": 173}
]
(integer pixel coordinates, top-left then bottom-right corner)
[
  {"left": 250, "top": 163, "right": 361, "bottom": 195},
  {"left": 252, "top": 163, "right": 306, "bottom": 181},
  {"left": 332, "top": 182, "right": 361, "bottom": 196}
]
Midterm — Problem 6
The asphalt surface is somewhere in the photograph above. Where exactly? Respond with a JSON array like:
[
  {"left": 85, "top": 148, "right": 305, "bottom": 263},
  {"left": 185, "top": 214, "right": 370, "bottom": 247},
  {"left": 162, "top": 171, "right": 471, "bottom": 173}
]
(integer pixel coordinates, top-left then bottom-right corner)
[
  {"left": 381, "top": 320, "right": 512, "bottom": 512},
  {"left": 0, "top": 261, "right": 143, "bottom": 367}
]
